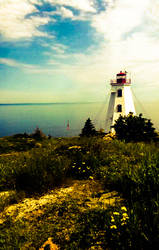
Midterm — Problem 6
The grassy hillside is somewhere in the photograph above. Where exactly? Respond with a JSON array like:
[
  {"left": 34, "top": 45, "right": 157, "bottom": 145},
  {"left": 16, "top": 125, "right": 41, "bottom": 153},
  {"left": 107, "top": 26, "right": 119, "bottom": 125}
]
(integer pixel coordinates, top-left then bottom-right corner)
[{"left": 0, "top": 135, "right": 159, "bottom": 249}]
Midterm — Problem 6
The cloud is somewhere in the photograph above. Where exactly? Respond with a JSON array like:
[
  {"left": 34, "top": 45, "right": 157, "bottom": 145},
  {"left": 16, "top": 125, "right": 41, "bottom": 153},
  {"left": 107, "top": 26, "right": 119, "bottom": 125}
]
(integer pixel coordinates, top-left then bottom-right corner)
[
  {"left": 91, "top": 0, "right": 150, "bottom": 41},
  {"left": 0, "top": 0, "right": 51, "bottom": 40},
  {"left": 50, "top": 43, "right": 68, "bottom": 54},
  {"left": 45, "top": 4, "right": 95, "bottom": 21},
  {"left": 144, "top": 0, "right": 159, "bottom": 37},
  {"left": 46, "top": 0, "right": 96, "bottom": 13},
  {"left": 0, "top": 57, "right": 40, "bottom": 71},
  {"left": 59, "top": 7, "right": 74, "bottom": 18},
  {"left": 45, "top": 6, "right": 74, "bottom": 20},
  {"left": 1, "top": 0, "right": 159, "bottom": 104},
  {"left": 0, "top": 0, "right": 96, "bottom": 41},
  {"left": 0, "top": 58, "right": 19, "bottom": 67},
  {"left": 40, "top": 29, "right": 159, "bottom": 101}
]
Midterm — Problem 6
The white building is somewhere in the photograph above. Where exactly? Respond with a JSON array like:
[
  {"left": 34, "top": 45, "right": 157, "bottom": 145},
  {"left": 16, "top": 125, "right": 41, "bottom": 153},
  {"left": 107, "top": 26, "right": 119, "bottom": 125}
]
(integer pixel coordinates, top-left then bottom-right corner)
[{"left": 106, "top": 71, "right": 136, "bottom": 133}]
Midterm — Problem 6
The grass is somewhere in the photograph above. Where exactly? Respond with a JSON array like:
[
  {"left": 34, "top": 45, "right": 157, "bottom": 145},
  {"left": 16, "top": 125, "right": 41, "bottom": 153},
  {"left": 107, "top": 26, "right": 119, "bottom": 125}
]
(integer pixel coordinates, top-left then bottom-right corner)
[{"left": 0, "top": 135, "right": 159, "bottom": 249}]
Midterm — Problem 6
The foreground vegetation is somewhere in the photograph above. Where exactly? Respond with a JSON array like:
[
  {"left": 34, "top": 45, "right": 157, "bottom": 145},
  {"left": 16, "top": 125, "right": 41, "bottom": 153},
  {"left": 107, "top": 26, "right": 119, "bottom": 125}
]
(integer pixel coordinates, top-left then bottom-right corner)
[{"left": 0, "top": 134, "right": 159, "bottom": 249}]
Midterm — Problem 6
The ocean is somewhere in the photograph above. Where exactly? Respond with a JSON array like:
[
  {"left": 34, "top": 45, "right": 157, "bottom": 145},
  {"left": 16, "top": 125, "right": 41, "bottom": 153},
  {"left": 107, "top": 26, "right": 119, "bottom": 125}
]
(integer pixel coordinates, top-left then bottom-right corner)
[{"left": 0, "top": 103, "right": 107, "bottom": 137}]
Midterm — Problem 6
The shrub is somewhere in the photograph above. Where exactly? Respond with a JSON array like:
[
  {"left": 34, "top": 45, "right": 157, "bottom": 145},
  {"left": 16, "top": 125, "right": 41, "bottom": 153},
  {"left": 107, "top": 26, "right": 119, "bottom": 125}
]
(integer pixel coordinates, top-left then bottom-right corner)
[{"left": 113, "top": 113, "right": 157, "bottom": 142}]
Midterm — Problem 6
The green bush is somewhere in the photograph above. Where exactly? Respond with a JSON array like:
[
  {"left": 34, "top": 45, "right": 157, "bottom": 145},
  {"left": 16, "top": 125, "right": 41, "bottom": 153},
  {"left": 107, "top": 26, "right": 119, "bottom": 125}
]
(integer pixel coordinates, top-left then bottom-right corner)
[{"left": 113, "top": 113, "right": 158, "bottom": 142}]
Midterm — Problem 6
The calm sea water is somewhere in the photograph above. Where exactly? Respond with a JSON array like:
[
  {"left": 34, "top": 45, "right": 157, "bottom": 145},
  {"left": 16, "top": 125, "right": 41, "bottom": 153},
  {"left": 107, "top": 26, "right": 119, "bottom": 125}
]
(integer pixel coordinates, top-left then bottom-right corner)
[{"left": 0, "top": 103, "right": 107, "bottom": 137}]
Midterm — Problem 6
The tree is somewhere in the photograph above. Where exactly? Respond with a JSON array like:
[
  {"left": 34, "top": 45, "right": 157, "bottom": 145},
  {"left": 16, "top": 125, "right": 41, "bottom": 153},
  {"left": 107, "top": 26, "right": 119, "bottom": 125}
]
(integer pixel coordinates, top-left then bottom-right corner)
[
  {"left": 113, "top": 113, "right": 157, "bottom": 142},
  {"left": 80, "top": 118, "right": 97, "bottom": 137}
]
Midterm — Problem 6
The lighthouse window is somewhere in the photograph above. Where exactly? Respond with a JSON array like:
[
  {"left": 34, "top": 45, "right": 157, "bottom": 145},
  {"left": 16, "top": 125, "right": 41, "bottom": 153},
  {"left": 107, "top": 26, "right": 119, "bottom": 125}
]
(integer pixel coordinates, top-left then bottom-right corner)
[
  {"left": 117, "top": 104, "right": 122, "bottom": 112},
  {"left": 117, "top": 89, "right": 122, "bottom": 97}
]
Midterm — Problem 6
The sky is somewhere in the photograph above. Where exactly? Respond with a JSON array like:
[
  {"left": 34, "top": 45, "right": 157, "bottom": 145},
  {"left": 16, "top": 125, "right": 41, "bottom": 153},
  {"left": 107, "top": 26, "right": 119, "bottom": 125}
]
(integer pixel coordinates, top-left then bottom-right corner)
[{"left": 0, "top": 0, "right": 159, "bottom": 110}]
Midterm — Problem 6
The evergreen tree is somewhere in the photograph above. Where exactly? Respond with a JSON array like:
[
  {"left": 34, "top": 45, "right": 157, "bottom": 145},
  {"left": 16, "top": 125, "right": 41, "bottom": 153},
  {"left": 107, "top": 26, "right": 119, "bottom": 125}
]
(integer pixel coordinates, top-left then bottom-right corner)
[
  {"left": 113, "top": 113, "right": 157, "bottom": 142},
  {"left": 80, "top": 118, "right": 97, "bottom": 137}
]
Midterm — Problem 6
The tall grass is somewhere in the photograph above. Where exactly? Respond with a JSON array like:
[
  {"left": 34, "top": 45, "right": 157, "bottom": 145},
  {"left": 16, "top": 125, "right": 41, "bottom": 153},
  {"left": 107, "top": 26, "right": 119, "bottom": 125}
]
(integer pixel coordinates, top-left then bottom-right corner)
[
  {"left": 0, "top": 136, "right": 159, "bottom": 248},
  {"left": 0, "top": 144, "right": 71, "bottom": 193}
]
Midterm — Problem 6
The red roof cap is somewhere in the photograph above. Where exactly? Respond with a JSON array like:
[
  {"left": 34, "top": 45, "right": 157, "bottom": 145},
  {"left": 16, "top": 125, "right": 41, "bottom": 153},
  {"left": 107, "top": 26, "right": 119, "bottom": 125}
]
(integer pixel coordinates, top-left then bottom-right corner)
[{"left": 117, "top": 71, "right": 126, "bottom": 76}]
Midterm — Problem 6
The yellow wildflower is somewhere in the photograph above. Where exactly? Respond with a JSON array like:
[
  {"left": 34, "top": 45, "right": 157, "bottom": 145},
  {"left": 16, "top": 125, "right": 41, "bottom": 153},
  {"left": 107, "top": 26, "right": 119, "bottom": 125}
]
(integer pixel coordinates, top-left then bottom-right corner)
[
  {"left": 121, "top": 217, "right": 127, "bottom": 221},
  {"left": 68, "top": 145, "right": 81, "bottom": 149},
  {"left": 113, "top": 212, "right": 120, "bottom": 216},
  {"left": 110, "top": 225, "right": 117, "bottom": 229},
  {"left": 121, "top": 222, "right": 126, "bottom": 226},
  {"left": 121, "top": 215, "right": 129, "bottom": 221},
  {"left": 89, "top": 176, "right": 94, "bottom": 180},
  {"left": 111, "top": 216, "right": 115, "bottom": 222},
  {"left": 122, "top": 213, "right": 129, "bottom": 218},
  {"left": 121, "top": 206, "right": 127, "bottom": 211}
]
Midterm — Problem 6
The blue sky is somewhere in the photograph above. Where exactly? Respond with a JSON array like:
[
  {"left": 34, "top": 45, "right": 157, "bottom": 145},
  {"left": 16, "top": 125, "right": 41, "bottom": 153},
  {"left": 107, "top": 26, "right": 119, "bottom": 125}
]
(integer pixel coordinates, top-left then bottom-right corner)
[{"left": 0, "top": 0, "right": 159, "bottom": 109}]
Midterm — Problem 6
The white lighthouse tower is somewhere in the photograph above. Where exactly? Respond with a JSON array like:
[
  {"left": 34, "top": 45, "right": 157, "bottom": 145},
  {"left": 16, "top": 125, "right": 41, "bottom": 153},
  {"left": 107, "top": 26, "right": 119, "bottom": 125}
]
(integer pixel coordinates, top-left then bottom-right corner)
[{"left": 106, "top": 71, "right": 136, "bottom": 133}]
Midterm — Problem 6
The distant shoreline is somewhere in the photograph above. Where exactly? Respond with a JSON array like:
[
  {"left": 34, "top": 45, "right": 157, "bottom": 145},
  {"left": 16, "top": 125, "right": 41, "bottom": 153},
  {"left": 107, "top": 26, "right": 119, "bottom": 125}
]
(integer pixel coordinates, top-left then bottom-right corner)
[{"left": 0, "top": 102, "right": 102, "bottom": 106}]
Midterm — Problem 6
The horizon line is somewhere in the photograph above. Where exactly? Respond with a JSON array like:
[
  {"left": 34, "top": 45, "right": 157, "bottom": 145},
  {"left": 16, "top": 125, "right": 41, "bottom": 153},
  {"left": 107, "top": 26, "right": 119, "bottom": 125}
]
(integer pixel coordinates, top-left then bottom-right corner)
[{"left": 0, "top": 101, "right": 103, "bottom": 106}]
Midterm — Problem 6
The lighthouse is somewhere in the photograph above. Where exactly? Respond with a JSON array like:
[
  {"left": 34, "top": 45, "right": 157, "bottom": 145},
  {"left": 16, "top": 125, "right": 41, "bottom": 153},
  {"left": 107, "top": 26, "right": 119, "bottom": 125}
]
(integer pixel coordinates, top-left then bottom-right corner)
[{"left": 106, "top": 71, "right": 136, "bottom": 133}]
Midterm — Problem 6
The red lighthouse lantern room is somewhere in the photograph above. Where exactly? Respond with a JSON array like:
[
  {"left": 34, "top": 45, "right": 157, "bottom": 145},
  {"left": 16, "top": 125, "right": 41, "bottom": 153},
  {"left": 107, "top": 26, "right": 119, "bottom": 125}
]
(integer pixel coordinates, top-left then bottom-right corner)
[{"left": 116, "top": 71, "right": 126, "bottom": 84}]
